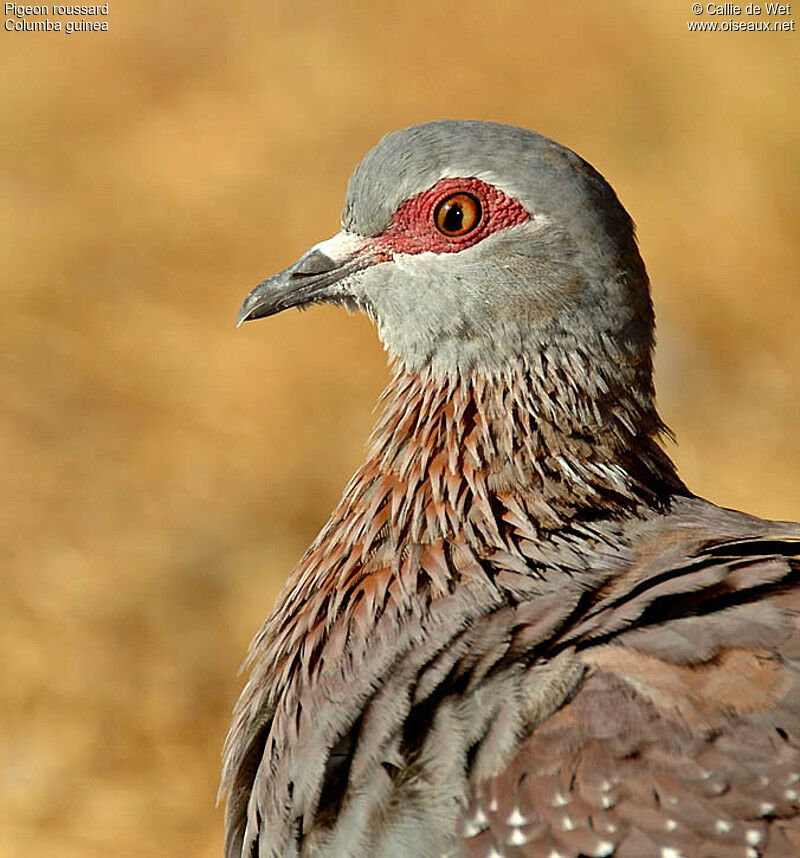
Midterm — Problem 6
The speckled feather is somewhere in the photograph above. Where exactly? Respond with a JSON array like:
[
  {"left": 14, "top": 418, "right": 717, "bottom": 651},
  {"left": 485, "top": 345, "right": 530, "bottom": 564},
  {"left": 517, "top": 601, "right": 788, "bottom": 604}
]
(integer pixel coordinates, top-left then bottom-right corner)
[{"left": 223, "top": 122, "right": 800, "bottom": 858}]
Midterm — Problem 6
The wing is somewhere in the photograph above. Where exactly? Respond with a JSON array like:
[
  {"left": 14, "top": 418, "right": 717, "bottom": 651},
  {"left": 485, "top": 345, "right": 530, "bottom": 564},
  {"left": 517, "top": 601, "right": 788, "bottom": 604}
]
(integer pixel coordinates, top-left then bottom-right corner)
[{"left": 460, "top": 500, "right": 800, "bottom": 858}]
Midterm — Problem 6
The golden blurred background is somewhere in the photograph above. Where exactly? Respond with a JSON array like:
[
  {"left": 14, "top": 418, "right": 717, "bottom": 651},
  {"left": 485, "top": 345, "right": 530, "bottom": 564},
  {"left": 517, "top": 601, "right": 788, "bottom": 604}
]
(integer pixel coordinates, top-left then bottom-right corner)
[{"left": 1, "top": 1, "right": 798, "bottom": 855}]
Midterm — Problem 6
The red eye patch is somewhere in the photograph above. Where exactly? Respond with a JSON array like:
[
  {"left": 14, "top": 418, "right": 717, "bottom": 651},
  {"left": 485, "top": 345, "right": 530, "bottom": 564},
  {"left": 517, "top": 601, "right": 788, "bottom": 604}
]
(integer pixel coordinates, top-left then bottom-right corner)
[{"left": 371, "top": 177, "right": 530, "bottom": 258}]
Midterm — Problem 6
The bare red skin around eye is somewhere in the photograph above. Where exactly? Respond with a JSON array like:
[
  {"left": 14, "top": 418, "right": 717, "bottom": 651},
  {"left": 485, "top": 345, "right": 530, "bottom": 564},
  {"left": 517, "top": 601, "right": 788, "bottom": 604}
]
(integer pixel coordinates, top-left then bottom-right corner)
[{"left": 369, "top": 177, "right": 530, "bottom": 260}]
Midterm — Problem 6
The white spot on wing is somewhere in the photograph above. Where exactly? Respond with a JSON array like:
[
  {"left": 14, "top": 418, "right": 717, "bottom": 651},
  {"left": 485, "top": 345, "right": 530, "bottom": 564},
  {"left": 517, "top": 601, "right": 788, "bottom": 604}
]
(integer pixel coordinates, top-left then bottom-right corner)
[
  {"left": 661, "top": 849, "right": 685, "bottom": 858},
  {"left": 462, "top": 806, "right": 488, "bottom": 837},
  {"left": 508, "top": 828, "right": 528, "bottom": 846},
  {"left": 746, "top": 829, "right": 763, "bottom": 845},
  {"left": 506, "top": 807, "right": 526, "bottom": 826},
  {"left": 560, "top": 815, "right": 575, "bottom": 831},
  {"left": 714, "top": 819, "right": 732, "bottom": 834}
]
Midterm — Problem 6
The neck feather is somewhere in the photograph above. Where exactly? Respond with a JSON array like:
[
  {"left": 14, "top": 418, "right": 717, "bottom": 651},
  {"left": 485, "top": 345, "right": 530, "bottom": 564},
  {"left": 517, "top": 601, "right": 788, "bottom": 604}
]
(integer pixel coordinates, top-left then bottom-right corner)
[
  {"left": 266, "top": 350, "right": 682, "bottom": 656},
  {"left": 233, "top": 348, "right": 684, "bottom": 713},
  {"left": 222, "top": 348, "right": 685, "bottom": 851},
  {"left": 368, "top": 352, "right": 682, "bottom": 534},
  {"left": 247, "top": 348, "right": 684, "bottom": 686}
]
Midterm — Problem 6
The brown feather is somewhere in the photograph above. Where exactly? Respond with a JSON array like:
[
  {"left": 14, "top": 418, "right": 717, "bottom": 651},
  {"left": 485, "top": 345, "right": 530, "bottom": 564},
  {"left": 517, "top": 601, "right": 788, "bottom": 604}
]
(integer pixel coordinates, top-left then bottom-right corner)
[{"left": 221, "top": 354, "right": 800, "bottom": 858}]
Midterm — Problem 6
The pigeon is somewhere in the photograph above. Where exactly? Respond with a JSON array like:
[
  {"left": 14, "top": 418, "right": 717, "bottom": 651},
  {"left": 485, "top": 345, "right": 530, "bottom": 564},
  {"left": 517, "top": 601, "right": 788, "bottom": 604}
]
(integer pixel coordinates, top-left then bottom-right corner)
[{"left": 222, "top": 120, "right": 800, "bottom": 858}]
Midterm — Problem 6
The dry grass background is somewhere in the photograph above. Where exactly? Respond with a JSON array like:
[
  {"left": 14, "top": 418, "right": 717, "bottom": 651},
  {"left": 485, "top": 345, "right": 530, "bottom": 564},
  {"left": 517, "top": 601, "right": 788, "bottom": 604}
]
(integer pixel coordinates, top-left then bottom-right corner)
[{"left": 1, "top": 1, "right": 798, "bottom": 855}]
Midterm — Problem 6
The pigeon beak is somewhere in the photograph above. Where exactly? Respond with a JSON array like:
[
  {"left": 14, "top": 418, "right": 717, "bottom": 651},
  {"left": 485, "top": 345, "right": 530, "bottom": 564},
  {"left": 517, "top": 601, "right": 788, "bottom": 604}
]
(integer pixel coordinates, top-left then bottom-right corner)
[{"left": 237, "top": 232, "right": 379, "bottom": 326}]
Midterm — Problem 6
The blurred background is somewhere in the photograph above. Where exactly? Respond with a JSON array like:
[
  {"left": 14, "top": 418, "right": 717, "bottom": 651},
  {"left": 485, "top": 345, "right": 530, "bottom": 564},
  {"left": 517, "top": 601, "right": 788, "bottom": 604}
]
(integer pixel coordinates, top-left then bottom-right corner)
[{"left": 1, "top": 1, "right": 798, "bottom": 855}]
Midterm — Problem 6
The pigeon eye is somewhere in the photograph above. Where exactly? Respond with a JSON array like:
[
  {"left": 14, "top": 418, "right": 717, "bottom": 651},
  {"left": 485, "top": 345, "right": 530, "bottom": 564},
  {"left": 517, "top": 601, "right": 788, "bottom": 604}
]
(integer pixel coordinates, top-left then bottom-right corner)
[{"left": 433, "top": 193, "right": 481, "bottom": 237}]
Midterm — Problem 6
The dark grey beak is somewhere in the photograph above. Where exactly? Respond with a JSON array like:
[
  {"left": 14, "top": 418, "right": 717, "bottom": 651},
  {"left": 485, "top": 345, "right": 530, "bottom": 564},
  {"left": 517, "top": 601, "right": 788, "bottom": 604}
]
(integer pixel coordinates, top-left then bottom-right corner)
[{"left": 237, "top": 232, "right": 376, "bottom": 327}]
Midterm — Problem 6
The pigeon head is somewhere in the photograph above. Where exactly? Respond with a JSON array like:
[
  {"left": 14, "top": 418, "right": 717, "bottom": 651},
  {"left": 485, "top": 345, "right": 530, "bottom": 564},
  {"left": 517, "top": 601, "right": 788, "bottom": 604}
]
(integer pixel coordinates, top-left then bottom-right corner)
[{"left": 238, "top": 120, "right": 654, "bottom": 389}]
